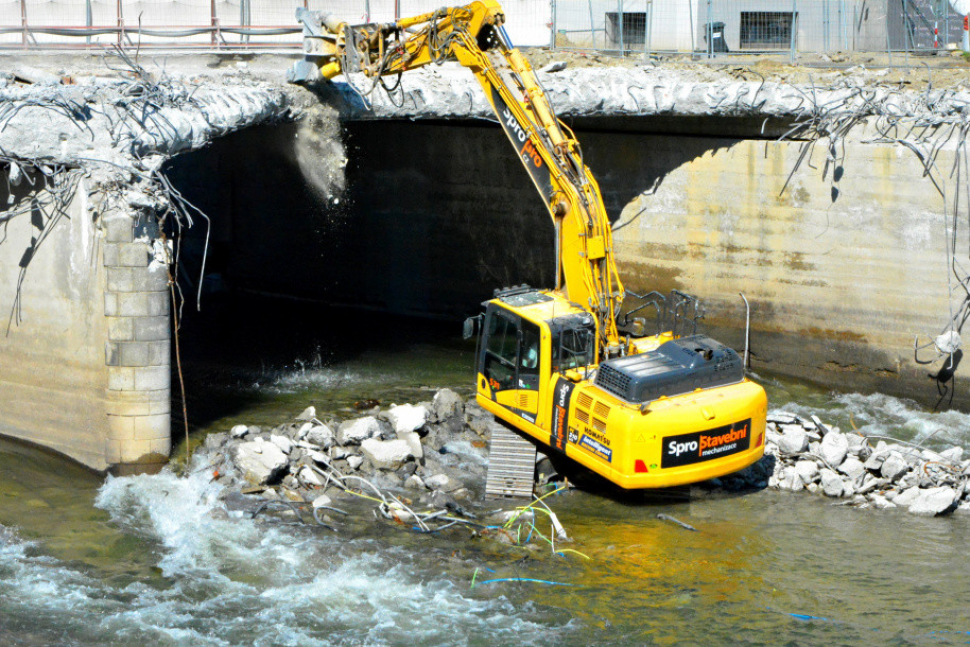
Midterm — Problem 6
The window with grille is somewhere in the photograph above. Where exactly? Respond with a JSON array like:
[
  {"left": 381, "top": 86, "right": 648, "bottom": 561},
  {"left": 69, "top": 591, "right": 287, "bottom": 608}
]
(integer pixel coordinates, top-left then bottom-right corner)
[{"left": 740, "top": 11, "right": 795, "bottom": 50}]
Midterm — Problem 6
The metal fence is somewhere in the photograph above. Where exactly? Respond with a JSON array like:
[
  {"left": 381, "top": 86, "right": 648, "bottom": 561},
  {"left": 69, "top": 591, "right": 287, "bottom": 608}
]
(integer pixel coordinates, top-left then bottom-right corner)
[
  {"left": 0, "top": 0, "right": 550, "bottom": 49},
  {"left": 552, "top": 0, "right": 970, "bottom": 59},
  {"left": 0, "top": 0, "right": 966, "bottom": 54}
]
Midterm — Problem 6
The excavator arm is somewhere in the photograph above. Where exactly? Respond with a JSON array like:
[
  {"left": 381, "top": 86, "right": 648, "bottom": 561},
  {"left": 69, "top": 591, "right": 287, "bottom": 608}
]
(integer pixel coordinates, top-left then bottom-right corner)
[{"left": 291, "top": 0, "right": 625, "bottom": 358}]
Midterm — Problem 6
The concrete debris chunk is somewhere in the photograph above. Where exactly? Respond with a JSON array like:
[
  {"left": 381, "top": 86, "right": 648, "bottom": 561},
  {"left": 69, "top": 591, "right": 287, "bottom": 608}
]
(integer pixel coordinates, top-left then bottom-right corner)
[
  {"left": 868, "top": 494, "right": 897, "bottom": 509},
  {"left": 386, "top": 403, "right": 429, "bottom": 435},
  {"left": 539, "top": 61, "right": 568, "bottom": 73},
  {"left": 778, "top": 427, "right": 809, "bottom": 454},
  {"left": 880, "top": 452, "right": 910, "bottom": 481},
  {"left": 893, "top": 487, "right": 921, "bottom": 507},
  {"left": 837, "top": 456, "right": 866, "bottom": 481},
  {"left": 940, "top": 446, "right": 964, "bottom": 463},
  {"left": 232, "top": 438, "right": 288, "bottom": 485},
  {"left": 298, "top": 465, "right": 324, "bottom": 487},
  {"left": 793, "top": 460, "right": 819, "bottom": 485},
  {"left": 425, "top": 473, "right": 461, "bottom": 492},
  {"left": 305, "top": 424, "right": 335, "bottom": 449},
  {"left": 270, "top": 434, "right": 293, "bottom": 455},
  {"left": 819, "top": 468, "right": 844, "bottom": 497},
  {"left": 400, "top": 431, "right": 424, "bottom": 460},
  {"left": 777, "top": 467, "right": 803, "bottom": 491},
  {"left": 404, "top": 474, "right": 426, "bottom": 490},
  {"left": 360, "top": 438, "right": 414, "bottom": 471},
  {"left": 432, "top": 388, "right": 464, "bottom": 422},
  {"left": 346, "top": 455, "right": 364, "bottom": 470},
  {"left": 337, "top": 416, "right": 382, "bottom": 445},
  {"left": 818, "top": 431, "right": 849, "bottom": 468},
  {"left": 908, "top": 486, "right": 958, "bottom": 516}
]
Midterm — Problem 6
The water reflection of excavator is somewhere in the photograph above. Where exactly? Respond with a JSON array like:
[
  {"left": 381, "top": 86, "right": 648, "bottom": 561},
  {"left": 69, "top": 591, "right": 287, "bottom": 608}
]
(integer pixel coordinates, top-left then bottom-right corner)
[{"left": 291, "top": 0, "right": 767, "bottom": 489}]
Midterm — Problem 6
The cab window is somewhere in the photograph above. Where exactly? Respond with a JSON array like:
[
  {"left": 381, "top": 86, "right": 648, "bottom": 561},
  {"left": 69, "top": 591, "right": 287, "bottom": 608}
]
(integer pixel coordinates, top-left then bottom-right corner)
[
  {"left": 483, "top": 310, "right": 518, "bottom": 391},
  {"left": 518, "top": 322, "right": 541, "bottom": 390}
]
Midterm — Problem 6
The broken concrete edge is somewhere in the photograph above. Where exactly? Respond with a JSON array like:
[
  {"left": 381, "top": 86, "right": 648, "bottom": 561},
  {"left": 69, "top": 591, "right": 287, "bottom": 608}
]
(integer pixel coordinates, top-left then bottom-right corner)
[{"left": 309, "top": 64, "right": 970, "bottom": 124}]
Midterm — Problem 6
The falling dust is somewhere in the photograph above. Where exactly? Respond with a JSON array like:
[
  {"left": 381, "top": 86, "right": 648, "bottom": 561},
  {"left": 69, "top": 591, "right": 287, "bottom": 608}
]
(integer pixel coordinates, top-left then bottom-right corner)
[{"left": 294, "top": 103, "right": 347, "bottom": 204}]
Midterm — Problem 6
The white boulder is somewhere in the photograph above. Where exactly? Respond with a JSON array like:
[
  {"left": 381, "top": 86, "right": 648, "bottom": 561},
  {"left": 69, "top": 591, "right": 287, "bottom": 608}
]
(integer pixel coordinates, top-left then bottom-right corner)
[
  {"left": 819, "top": 431, "right": 849, "bottom": 467},
  {"left": 880, "top": 452, "right": 910, "bottom": 481},
  {"left": 360, "top": 438, "right": 414, "bottom": 470},
  {"left": 794, "top": 460, "right": 819, "bottom": 485},
  {"left": 940, "top": 446, "right": 964, "bottom": 463},
  {"left": 337, "top": 417, "right": 382, "bottom": 445},
  {"left": 299, "top": 465, "right": 324, "bottom": 487},
  {"left": 405, "top": 474, "right": 427, "bottom": 490},
  {"left": 400, "top": 431, "right": 424, "bottom": 460},
  {"left": 306, "top": 424, "right": 335, "bottom": 448},
  {"left": 838, "top": 456, "right": 866, "bottom": 481},
  {"left": 230, "top": 424, "right": 249, "bottom": 439},
  {"left": 296, "top": 406, "right": 317, "bottom": 421},
  {"left": 270, "top": 434, "right": 293, "bottom": 455},
  {"left": 893, "top": 486, "right": 921, "bottom": 507},
  {"left": 232, "top": 437, "right": 289, "bottom": 485},
  {"left": 347, "top": 455, "right": 364, "bottom": 470},
  {"left": 312, "top": 494, "right": 333, "bottom": 508},
  {"left": 432, "top": 388, "right": 464, "bottom": 421},
  {"left": 820, "top": 468, "right": 844, "bottom": 497},
  {"left": 778, "top": 428, "right": 809, "bottom": 454},
  {"left": 386, "top": 404, "right": 429, "bottom": 435},
  {"left": 908, "top": 486, "right": 958, "bottom": 516}
]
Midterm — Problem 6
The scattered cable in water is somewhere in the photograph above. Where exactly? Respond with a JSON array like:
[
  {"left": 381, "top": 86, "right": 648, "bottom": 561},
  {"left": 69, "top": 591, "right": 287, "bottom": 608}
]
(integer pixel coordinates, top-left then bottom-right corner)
[
  {"left": 475, "top": 578, "right": 572, "bottom": 587},
  {"left": 657, "top": 513, "right": 698, "bottom": 532},
  {"left": 556, "top": 548, "right": 591, "bottom": 560}
]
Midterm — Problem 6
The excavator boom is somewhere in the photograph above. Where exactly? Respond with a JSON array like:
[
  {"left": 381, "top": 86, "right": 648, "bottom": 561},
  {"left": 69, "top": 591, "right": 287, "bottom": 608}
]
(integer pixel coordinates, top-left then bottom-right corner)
[
  {"left": 292, "top": 3, "right": 768, "bottom": 491},
  {"left": 293, "top": 0, "right": 624, "bottom": 359}
]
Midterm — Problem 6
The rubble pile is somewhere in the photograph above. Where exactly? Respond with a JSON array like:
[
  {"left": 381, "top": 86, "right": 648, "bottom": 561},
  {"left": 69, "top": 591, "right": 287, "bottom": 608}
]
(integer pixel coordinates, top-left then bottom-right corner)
[
  {"left": 204, "top": 389, "right": 505, "bottom": 518},
  {"left": 727, "top": 412, "right": 970, "bottom": 516}
]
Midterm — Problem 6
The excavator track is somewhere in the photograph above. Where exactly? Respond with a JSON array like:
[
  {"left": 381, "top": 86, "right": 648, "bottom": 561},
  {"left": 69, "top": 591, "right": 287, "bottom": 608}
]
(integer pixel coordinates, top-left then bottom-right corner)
[{"left": 484, "top": 424, "right": 537, "bottom": 499}]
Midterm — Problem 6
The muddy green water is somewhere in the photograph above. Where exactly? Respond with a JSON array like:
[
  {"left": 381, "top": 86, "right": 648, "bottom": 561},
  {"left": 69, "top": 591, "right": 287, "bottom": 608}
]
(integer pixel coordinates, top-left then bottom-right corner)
[{"left": 2, "top": 298, "right": 969, "bottom": 645}]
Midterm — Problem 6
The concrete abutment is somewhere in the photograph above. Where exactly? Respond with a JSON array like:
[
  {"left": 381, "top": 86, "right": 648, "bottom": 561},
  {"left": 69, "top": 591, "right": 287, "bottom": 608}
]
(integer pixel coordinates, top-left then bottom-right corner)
[{"left": 0, "top": 168, "right": 170, "bottom": 471}]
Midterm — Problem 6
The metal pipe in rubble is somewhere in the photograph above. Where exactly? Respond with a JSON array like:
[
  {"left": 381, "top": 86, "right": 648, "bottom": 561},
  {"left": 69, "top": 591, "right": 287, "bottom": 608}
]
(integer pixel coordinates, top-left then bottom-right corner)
[{"left": 740, "top": 292, "right": 751, "bottom": 370}]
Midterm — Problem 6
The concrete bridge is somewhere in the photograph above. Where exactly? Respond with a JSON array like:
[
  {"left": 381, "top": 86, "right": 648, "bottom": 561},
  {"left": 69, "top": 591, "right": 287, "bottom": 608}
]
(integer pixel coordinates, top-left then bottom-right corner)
[{"left": 1, "top": 51, "right": 967, "bottom": 471}]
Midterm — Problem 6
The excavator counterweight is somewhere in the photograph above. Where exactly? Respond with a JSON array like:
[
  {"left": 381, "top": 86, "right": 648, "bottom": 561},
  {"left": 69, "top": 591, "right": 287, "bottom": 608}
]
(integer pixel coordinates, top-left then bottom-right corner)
[{"left": 291, "top": 2, "right": 767, "bottom": 490}]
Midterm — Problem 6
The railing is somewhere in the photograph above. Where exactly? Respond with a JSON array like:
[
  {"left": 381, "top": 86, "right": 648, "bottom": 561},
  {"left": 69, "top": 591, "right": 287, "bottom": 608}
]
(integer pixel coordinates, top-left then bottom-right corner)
[
  {"left": 1, "top": 0, "right": 966, "bottom": 56},
  {"left": 0, "top": 0, "right": 551, "bottom": 50}
]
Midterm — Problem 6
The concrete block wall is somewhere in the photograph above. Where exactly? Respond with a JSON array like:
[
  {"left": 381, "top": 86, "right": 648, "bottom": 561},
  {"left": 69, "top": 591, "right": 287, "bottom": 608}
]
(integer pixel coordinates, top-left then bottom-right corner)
[
  {"left": 101, "top": 211, "right": 172, "bottom": 467},
  {"left": 0, "top": 168, "right": 172, "bottom": 471}
]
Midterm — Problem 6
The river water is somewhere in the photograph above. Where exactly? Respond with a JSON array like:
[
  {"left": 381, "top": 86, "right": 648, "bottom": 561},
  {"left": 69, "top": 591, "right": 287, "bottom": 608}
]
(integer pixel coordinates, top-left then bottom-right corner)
[{"left": 2, "top": 298, "right": 969, "bottom": 645}]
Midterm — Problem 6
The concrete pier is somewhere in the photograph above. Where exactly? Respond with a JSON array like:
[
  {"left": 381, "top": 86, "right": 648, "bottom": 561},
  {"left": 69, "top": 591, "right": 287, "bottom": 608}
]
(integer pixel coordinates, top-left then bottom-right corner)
[{"left": 0, "top": 172, "right": 170, "bottom": 470}]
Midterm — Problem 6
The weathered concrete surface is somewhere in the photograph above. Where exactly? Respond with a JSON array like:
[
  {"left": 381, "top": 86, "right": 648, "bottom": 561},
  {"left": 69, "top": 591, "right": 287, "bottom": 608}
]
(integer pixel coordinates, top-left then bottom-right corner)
[
  {"left": 0, "top": 173, "right": 111, "bottom": 468},
  {"left": 607, "top": 125, "right": 960, "bottom": 403},
  {"left": 0, "top": 57, "right": 298, "bottom": 470}
]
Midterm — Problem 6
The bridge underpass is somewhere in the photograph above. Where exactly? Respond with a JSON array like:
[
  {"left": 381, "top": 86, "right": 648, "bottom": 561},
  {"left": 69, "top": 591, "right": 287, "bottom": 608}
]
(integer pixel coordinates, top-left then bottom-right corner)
[{"left": 0, "top": 52, "right": 966, "bottom": 470}]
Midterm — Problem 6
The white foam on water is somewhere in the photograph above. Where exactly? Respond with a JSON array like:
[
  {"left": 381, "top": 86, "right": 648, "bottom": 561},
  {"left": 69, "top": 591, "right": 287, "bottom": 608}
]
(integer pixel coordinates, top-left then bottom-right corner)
[
  {"left": 771, "top": 391, "right": 970, "bottom": 449},
  {"left": 0, "top": 457, "right": 571, "bottom": 645},
  {"left": 266, "top": 366, "right": 391, "bottom": 394}
]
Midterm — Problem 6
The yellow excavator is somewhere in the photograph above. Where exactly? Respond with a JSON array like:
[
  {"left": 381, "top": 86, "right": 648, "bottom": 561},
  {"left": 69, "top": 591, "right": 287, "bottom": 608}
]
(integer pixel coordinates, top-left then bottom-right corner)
[{"left": 291, "top": 0, "right": 767, "bottom": 489}]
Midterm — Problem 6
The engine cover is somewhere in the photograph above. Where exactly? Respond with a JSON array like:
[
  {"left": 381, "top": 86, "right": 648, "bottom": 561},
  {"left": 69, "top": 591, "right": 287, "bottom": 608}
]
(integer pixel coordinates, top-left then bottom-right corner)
[{"left": 594, "top": 335, "right": 744, "bottom": 404}]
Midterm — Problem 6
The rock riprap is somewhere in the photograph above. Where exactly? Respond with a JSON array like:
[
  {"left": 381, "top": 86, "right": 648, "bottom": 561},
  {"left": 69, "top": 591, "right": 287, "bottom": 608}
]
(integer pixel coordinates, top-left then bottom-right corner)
[{"left": 724, "top": 412, "right": 970, "bottom": 516}]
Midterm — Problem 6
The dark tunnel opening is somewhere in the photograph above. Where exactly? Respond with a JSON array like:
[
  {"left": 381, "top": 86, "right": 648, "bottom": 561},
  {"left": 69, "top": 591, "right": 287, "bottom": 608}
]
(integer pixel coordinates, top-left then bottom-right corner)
[{"left": 161, "top": 117, "right": 737, "bottom": 429}]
